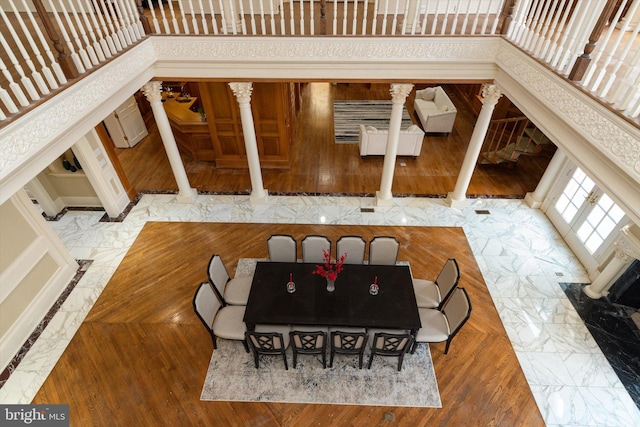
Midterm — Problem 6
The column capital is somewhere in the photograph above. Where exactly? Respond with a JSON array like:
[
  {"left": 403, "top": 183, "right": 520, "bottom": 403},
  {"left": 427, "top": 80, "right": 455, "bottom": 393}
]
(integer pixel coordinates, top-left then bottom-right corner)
[
  {"left": 141, "top": 81, "right": 163, "bottom": 103},
  {"left": 481, "top": 83, "right": 502, "bottom": 106},
  {"left": 614, "top": 224, "right": 640, "bottom": 261},
  {"left": 390, "top": 83, "right": 414, "bottom": 103},
  {"left": 229, "top": 82, "right": 253, "bottom": 104}
]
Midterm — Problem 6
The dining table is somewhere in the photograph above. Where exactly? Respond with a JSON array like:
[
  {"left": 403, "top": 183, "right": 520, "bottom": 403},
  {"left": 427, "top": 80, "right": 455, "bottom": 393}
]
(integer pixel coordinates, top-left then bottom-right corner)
[{"left": 243, "top": 261, "right": 421, "bottom": 334}]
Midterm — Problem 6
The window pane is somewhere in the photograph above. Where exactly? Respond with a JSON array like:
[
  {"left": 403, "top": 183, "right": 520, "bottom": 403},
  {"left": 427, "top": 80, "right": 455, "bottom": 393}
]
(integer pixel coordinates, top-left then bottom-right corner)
[
  {"left": 585, "top": 234, "right": 604, "bottom": 254},
  {"left": 577, "top": 222, "right": 593, "bottom": 242},
  {"left": 562, "top": 205, "right": 578, "bottom": 223}
]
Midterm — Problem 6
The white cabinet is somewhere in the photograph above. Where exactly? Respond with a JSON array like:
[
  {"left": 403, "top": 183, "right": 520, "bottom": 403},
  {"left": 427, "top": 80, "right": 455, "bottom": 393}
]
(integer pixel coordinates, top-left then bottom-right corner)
[{"left": 104, "top": 96, "right": 148, "bottom": 148}]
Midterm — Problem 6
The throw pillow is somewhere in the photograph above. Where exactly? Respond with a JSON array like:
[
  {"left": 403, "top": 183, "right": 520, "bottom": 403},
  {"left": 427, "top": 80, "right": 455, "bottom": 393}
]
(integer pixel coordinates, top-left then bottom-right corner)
[{"left": 420, "top": 87, "right": 435, "bottom": 100}]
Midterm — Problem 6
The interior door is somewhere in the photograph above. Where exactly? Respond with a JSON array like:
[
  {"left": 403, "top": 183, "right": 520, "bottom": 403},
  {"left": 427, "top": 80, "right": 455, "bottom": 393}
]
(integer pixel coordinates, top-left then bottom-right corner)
[
  {"left": 546, "top": 165, "right": 628, "bottom": 274},
  {"left": 115, "top": 97, "right": 148, "bottom": 147}
]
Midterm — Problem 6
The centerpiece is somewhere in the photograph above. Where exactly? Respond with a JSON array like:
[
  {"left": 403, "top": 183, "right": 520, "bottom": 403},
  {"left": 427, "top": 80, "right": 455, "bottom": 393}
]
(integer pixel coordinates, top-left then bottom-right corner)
[{"left": 313, "top": 249, "right": 347, "bottom": 292}]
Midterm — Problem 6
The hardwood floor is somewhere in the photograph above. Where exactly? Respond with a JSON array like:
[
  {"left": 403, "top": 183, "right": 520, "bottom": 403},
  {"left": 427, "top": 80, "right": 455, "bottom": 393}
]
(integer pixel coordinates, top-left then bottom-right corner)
[
  {"left": 33, "top": 222, "right": 544, "bottom": 426},
  {"left": 114, "top": 82, "right": 553, "bottom": 196}
]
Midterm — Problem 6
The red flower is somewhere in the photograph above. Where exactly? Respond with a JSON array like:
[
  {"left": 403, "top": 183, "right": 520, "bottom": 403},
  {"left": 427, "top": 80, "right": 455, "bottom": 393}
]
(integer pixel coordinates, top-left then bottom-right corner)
[{"left": 313, "top": 249, "right": 347, "bottom": 281}]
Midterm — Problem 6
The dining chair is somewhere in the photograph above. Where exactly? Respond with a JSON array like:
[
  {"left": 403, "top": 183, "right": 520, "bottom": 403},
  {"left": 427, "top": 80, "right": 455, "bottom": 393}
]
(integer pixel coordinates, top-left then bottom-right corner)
[
  {"left": 367, "top": 331, "right": 414, "bottom": 371},
  {"left": 411, "top": 287, "right": 472, "bottom": 355},
  {"left": 336, "top": 236, "right": 366, "bottom": 264},
  {"left": 301, "top": 235, "right": 331, "bottom": 263},
  {"left": 246, "top": 326, "right": 291, "bottom": 370},
  {"left": 192, "top": 282, "right": 249, "bottom": 352},
  {"left": 208, "top": 254, "right": 253, "bottom": 305},
  {"left": 412, "top": 258, "right": 460, "bottom": 309},
  {"left": 368, "top": 236, "right": 399, "bottom": 265},
  {"left": 290, "top": 328, "right": 328, "bottom": 368},
  {"left": 329, "top": 328, "right": 368, "bottom": 369},
  {"left": 267, "top": 234, "right": 297, "bottom": 263}
]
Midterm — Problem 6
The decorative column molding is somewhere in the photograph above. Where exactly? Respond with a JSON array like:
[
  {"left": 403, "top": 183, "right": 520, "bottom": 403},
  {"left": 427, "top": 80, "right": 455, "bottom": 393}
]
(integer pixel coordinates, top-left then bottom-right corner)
[
  {"left": 524, "top": 149, "right": 567, "bottom": 209},
  {"left": 141, "top": 80, "right": 197, "bottom": 203},
  {"left": 376, "top": 83, "right": 413, "bottom": 206},
  {"left": 446, "top": 84, "right": 502, "bottom": 208},
  {"left": 229, "top": 82, "right": 268, "bottom": 204},
  {"left": 584, "top": 224, "right": 640, "bottom": 298}
]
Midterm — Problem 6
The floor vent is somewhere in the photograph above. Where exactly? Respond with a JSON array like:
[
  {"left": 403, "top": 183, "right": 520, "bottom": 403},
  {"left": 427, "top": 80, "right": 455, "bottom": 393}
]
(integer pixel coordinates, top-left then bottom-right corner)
[
  {"left": 475, "top": 209, "right": 491, "bottom": 215},
  {"left": 555, "top": 272, "right": 564, "bottom": 277},
  {"left": 361, "top": 207, "right": 375, "bottom": 213}
]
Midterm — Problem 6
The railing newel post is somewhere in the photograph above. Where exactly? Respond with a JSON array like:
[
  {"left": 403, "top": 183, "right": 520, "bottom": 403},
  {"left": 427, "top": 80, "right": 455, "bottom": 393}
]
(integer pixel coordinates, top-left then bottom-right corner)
[
  {"left": 32, "top": 0, "right": 79, "bottom": 79},
  {"left": 320, "top": 0, "right": 326, "bottom": 35},
  {"left": 137, "top": 0, "right": 152, "bottom": 34},
  {"left": 500, "top": 0, "right": 517, "bottom": 35}
]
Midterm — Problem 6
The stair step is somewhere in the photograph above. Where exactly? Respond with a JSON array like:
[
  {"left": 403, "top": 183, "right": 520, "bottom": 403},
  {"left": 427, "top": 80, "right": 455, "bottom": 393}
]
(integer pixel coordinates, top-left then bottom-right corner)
[{"left": 523, "top": 127, "right": 552, "bottom": 145}]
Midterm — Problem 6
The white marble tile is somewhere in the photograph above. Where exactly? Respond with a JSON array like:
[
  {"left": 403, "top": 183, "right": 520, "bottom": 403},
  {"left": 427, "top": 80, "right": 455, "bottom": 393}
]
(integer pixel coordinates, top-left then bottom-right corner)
[
  {"left": 562, "top": 353, "right": 624, "bottom": 388},
  {"left": 531, "top": 297, "right": 584, "bottom": 324},
  {"left": 545, "top": 323, "right": 601, "bottom": 354},
  {"left": 525, "top": 352, "right": 577, "bottom": 386},
  {"left": 502, "top": 321, "right": 558, "bottom": 352},
  {"left": 580, "top": 386, "right": 640, "bottom": 427},
  {"left": 537, "top": 385, "right": 594, "bottom": 425}
]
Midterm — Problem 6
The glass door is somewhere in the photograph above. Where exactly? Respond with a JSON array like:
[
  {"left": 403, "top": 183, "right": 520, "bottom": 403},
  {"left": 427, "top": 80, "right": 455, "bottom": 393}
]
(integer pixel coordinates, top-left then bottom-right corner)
[{"left": 546, "top": 165, "right": 628, "bottom": 274}]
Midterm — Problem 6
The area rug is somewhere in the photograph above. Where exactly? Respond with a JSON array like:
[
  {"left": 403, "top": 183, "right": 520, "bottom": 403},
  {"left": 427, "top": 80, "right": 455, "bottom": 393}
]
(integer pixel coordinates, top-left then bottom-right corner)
[
  {"left": 333, "top": 100, "right": 414, "bottom": 144},
  {"left": 200, "top": 339, "right": 441, "bottom": 407}
]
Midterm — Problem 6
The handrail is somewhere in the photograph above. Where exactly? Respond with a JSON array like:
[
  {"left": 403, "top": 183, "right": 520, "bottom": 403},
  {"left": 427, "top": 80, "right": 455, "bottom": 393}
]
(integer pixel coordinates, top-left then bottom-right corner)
[{"left": 0, "top": 0, "right": 638, "bottom": 123}]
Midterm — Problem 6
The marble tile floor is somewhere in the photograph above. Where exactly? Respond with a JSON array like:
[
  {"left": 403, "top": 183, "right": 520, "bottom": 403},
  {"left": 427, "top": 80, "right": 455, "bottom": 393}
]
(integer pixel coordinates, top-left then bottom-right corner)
[{"left": 1, "top": 193, "right": 639, "bottom": 427}]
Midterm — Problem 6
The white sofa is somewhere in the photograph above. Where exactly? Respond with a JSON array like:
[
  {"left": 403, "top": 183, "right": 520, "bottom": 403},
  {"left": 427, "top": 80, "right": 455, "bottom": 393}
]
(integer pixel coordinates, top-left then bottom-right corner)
[
  {"left": 413, "top": 86, "right": 457, "bottom": 134},
  {"left": 358, "top": 125, "right": 425, "bottom": 157}
]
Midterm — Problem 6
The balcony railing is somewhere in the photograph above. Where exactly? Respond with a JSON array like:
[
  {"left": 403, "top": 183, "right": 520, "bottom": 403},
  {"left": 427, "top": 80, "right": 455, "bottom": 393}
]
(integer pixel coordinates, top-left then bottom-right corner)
[{"left": 0, "top": 0, "right": 638, "bottom": 124}]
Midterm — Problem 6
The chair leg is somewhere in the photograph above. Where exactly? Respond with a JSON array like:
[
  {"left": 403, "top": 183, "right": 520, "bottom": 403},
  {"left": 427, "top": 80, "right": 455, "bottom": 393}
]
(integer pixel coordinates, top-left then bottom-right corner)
[
  {"left": 410, "top": 340, "right": 417, "bottom": 354},
  {"left": 322, "top": 351, "right": 326, "bottom": 369},
  {"left": 397, "top": 353, "right": 405, "bottom": 371},
  {"left": 212, "top": 333, "right": 218, "bottom": 349},
  {"left": 329, "top": 349, "right": 334, "bottom": 368},
  {"left": 253, "top": 351, "right": 260, "bottom": 369},
  {"left": 367, "top": 353, "right": 374, "bottom": 369},
  {"left": 242, "top": 339, "right": 249, "bottom": 353},
  {"left": 292, "top": 350, "right": 297, "bottom": 369},
  {"left": 444, "top": 338, "right": 452, "bottom": 354},
  {"left": 358, "top": 352, "right": 364, "bottom": 369},
  {"left": 282, "top": 353, "right": 288, "bottom": 370}
]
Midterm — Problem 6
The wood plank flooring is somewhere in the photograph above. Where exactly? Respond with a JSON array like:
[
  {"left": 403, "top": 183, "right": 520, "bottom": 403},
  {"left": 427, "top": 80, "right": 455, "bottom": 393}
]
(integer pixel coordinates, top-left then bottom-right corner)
[
  {"left": 114, "top": 82, "right": 553, "bottom": 196},
  {"left": 33, "top": 222, "right": 544, "bottom": 426}
]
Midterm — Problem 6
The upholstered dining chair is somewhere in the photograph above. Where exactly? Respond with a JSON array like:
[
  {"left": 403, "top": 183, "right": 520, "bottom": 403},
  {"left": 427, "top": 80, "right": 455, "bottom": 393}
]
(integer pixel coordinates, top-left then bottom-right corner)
[
  {"left": 208, "top": 254, "right": 253, "bottom": 305},
  {"left": 368, "top": 236, "right": 399, "bottom": 265},
  {"left": 412, "top": 258, "right": 460, "bottom": 309},
  {"left": 290, "top": 328, "right": 328, "bottom": 368},
  {"left": 192, "top": 282, "right": 249, "bottom": 352},
  {"left": 246, "top": 326, "right": 291, "bottom": 370},
  {"left": 411, "top": 287, "right": 472, "bottom": 355},
  {"left": 336, "top": 236, "right": 367, "bottom": 264},
  {"left": 301, "top": 235, "right": 331, "bottom": 263},
  {"left": 367, "top": 331, "right": 414, "bottom": 371},
  {"left": 267, "top": 234, "right": 297, "bottom": 263},
  {"left": 329, "top": 328, "right": 368, "bottom": 369}
]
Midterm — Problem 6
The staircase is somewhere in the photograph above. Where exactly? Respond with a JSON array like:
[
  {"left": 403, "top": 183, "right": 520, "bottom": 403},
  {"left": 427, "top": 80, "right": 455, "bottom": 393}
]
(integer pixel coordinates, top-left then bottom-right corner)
[{"left": 478, "top": 117, "right": 554, "bottom": 165}]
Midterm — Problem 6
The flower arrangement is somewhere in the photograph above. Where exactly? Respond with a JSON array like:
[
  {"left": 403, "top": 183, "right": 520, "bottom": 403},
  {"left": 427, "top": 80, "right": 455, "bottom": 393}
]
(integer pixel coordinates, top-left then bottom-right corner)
[{"left": 313, "top": 249, "right": 347, "bottom": 281}]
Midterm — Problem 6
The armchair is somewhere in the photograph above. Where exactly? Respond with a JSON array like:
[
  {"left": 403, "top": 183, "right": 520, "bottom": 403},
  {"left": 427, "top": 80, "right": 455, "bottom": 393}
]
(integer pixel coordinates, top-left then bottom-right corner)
[{"left": 413, "top": 86, "right": 457, "bottom": 134}]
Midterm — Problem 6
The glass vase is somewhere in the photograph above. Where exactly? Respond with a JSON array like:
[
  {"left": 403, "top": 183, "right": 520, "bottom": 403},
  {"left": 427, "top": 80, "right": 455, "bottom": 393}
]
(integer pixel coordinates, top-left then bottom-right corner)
[{"left": 326, "top": 277, "right": 335, "bottom": 292}]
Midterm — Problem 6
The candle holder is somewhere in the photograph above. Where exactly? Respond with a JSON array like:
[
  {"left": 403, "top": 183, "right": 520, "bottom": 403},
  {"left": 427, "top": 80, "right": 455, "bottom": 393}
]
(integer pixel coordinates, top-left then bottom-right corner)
[
  {"left": 369, "top": 276, "right": 379, "bottom": 295},
  {"left": 287, "top": 273, "right": 295, "bottom": 293}
]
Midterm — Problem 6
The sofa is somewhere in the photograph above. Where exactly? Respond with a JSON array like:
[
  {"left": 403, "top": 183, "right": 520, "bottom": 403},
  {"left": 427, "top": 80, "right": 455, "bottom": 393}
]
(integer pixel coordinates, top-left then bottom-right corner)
[
  {"left": 358, "top": 124, "right": 425, "bottom": 157},
  {"left": 413, "top": 86, "right": 457, "bottom": 134}
]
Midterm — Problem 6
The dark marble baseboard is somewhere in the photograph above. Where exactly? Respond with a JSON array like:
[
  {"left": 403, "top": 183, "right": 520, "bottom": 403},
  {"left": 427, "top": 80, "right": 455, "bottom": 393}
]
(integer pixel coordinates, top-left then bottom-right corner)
[{"left": 560, "top": 283, "right": 640, "bottom": 410}]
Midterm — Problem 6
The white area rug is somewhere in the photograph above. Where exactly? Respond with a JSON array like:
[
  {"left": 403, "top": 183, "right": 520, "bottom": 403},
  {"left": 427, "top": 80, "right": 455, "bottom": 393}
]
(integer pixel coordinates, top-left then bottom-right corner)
[
  {"left": 333, "top": 100, "right": 414, "bottom": 144},
  {"left": 201, "top": 259, "right": 441, "bottom": 407},
  {"left": 200, "top": 339, "right": 441, "bottom": 407}
]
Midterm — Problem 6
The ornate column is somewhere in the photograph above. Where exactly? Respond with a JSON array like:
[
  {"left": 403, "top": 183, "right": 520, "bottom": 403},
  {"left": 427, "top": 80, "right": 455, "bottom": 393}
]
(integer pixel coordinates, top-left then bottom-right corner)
[
  {"left": 376, "top": 83, "right": 414, "bottom": 206},
  {"left": 446, "top": 84, "right": 502, "bottom": 208},
  {"left": 524, "top": 149, "right": 567, "bottom": 209},
  {"left": 584, "top": 224, "right": 640, "bottom": 299},
  {"left": 229, "top": 82, "right": 268, "bottom": 203},
  {"left": 141, "top": 81, "right": 197, "bottom": 203}
]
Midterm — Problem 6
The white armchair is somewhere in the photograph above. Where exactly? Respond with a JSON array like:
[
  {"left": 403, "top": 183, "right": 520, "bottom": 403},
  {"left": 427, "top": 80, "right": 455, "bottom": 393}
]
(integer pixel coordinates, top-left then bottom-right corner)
[
  {"left": 358, "top": 125, "right": 425, "bottom": 158},
  {"left": 413, "top": 86, "right": 457, "bottom": 134}
]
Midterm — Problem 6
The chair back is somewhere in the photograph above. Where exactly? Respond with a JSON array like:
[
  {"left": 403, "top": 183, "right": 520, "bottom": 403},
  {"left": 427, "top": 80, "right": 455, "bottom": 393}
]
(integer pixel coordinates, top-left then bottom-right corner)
[
  {"left": 368, "top": 236, "right": 399, "bottom": 265},
  {"left": 301, "top": 235, "right": 331, "bottom": 263},
  {"left": 207, "top": 254, "right": 230, "bottom": 303},
  {"left": 435, "top": 258, "right": 460, "bottom": 307},
  {"left": 267, "top": 234, "right": 297, "bottom": 263},
  {"left": 332, "top": 330, "right": 368, "bottom": 351},
  {"left": 443, "top": 287, "right": 472, "bottom": 335},
  {"left": 370, "top": 332, "right": 413, "bottom": 354},
  {"left": 336, "top": 236, "right": 366, "bottom": 264},
  {"left": 246, "top": 331, "right": 288, "bottom": 353},
  {"left": 193, "top": 282, "right": 223, "bottom": 330},
  {"left": 290, "top": 330, "right": 326, "bottom": 351}
]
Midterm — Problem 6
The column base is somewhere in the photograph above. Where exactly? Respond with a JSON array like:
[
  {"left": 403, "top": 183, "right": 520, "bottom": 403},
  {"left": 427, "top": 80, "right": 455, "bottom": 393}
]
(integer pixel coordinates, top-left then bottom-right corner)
[
  {"left": 583, "top": 284, "right": 606, "bottom": 299},
  {"left": 250, "top": 189, "right": 268, "bottom": 204},
  {"left": 445, "top": 192, "right": 468, "bottom": 208},
  {"left": 375, "top": 191, "right": 393, "bottom": 207},
  {"left": 524, "top": 192, "right": 543, "bottom": 209},
  {"left": 176, "top": 188, "right": 198, "bottom": 204}
]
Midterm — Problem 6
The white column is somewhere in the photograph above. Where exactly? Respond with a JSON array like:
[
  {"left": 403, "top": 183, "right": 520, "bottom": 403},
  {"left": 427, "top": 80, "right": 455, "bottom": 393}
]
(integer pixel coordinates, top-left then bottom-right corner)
[
  {"left": 141, "top": 81, "right": 197, "bottom": 204},
  {"left": 229, "top": 82, "right": 268, "bottom": 204},
  {"left": 446, "top": 84, "right": 502, "bottom": 208},
  {"left": 584, "top": 224, "right": 640, "bottom": 298},
  {"left": 524, "top": 149, "right": 567, "bottom": 209},
  {"left": 376, "top": 83, "right": 414, "bottom": 207},
  {"left": 71, "top": 129, "right": 130, "bottom": 218}
]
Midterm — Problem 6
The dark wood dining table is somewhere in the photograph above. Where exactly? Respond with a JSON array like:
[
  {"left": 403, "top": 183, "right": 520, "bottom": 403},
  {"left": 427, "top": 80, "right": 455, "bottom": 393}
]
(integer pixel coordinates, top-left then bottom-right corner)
[{"left": 243, "top": 261, "right": 421, "bottom": 334}]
